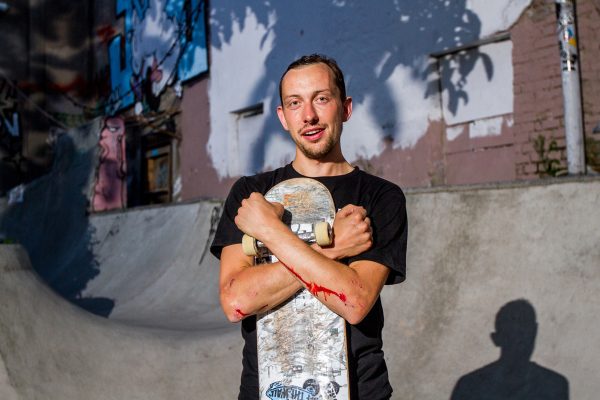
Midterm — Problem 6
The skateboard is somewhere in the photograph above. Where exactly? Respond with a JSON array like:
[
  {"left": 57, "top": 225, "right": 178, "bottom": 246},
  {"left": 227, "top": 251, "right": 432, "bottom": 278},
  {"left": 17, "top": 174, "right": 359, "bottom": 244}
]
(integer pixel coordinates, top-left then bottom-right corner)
[{"left": 242, "top": 178, "right": 350, "bottom": 400}]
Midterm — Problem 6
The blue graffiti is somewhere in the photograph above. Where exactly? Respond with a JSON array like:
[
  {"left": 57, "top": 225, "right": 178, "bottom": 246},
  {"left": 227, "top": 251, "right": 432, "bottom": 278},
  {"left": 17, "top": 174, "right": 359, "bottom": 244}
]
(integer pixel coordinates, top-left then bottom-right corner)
[
  {"left": 107, "top": 0, "right": 207, "bottom": 114},
  {"left": 168, "top": 0, "right": 208, "bottom": 81},
  {"left": 107, "top": 0, "right": 135, "bottom": 113},
  {"left": 132, "top": 0, "right": 149, "bottom": 16}
]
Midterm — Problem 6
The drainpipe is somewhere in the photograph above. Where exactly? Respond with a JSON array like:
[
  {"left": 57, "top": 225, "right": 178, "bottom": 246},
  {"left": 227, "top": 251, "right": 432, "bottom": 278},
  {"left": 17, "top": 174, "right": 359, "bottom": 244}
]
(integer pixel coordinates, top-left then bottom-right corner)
[{"left": 555, "top": 0, "right": 586, "bottom": 175}]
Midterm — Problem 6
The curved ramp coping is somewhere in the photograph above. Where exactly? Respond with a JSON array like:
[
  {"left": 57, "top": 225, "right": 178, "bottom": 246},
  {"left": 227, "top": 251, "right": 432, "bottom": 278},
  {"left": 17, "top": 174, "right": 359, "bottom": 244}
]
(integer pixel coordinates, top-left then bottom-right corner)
[{"left": 0, "top": 245, "right": 243, "bottom": 400}]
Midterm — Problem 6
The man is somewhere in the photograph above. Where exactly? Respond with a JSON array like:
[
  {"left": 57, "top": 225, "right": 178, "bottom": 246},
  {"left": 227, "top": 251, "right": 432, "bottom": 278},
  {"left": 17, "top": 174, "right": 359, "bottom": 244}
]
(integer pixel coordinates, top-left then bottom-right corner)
[{"left": 210, "top": 54, "right": 407, "bottom": 399}]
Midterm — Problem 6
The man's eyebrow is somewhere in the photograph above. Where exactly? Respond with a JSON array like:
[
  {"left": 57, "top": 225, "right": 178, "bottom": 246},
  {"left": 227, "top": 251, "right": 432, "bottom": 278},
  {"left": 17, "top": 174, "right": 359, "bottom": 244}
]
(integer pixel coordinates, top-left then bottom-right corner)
[{"left": 283, "top": 89, "right": 333, "bottom": 100}]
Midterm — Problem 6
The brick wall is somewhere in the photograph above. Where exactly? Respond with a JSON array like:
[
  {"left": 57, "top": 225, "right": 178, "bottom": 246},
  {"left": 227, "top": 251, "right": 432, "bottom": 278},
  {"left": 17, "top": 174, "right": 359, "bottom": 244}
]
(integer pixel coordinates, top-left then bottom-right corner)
[
  {"left": 512, "top": 0, "right": 600, "bottom": 178},
  {"left": 512, "top": 0, "right": 566, "bottom": 179},
  {"left": 577, "top": 0, "right": 600, "bottom": 172}
]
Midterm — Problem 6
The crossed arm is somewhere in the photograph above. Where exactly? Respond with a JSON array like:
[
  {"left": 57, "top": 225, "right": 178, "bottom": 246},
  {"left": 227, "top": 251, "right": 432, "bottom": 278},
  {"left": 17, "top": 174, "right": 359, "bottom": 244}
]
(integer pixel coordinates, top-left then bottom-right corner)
[{"left": 219, "top": 192, "right": 389, "bottom": 325}]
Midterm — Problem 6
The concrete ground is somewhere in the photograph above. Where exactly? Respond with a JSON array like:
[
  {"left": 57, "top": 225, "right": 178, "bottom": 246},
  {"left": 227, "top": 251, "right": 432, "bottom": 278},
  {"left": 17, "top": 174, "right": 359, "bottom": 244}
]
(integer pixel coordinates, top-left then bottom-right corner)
[{"left": 1, "top": 177, "right": 599, "bottom": 399}]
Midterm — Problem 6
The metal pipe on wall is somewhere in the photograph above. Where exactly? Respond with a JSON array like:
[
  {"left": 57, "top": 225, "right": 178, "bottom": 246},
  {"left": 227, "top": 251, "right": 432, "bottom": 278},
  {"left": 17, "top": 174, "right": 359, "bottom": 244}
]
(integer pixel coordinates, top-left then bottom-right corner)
[{"left": 555, "top": 0, "right": 586, "bottom": 175}]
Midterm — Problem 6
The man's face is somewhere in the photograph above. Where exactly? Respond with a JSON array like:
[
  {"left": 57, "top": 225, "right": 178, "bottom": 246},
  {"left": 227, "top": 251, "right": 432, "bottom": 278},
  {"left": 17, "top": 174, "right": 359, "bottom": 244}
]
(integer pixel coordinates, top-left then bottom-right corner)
[{"left": 277, "top": 63, "right": 352, "bottom": 160}]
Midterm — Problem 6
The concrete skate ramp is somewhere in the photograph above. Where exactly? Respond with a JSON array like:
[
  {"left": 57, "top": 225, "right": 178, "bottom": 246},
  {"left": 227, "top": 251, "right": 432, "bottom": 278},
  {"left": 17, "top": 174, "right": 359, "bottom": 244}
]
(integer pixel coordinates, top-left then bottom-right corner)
[
  {"left": 0, "top": 125, "right": 232, "bottom": 331},
  {"left": 83, "top": 201, "right": 228, "bottom": 331},
  {"left": 0, "top": 245, "right": 243, "bottom": 400},
  {"left": 2, "top": 190, "right": 231, "bottom": 332}
]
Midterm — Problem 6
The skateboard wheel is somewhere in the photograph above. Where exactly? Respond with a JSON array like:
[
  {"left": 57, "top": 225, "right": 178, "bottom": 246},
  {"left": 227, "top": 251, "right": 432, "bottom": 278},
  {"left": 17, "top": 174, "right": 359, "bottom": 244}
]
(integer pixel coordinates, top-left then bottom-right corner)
[
  {"left": 242, "top": 234, "right": 258, "bottom": 256},
  {"left": 315, "top": 221, "right": 332, "bottom": 246}
]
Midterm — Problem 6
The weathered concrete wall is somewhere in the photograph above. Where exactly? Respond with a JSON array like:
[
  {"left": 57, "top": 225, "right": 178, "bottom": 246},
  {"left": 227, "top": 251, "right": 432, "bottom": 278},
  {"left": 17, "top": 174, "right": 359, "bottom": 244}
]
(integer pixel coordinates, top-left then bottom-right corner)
[
  {"left": 1, "top": 177, "right": 598, "bottom": 399},
  {"left": 382, "top": 177, "right": 600, "bottom": 399}
]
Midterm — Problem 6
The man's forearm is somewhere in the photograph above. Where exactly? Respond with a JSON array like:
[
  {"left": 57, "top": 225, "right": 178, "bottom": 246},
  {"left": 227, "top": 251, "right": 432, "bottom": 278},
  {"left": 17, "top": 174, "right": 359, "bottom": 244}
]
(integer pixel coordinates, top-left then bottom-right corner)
[
  {"left": 219, "top": 245, "right": 302, "bottom": 322},
  {"left": 232, "top": 195, "right": 385, "bottom": 324},
  {"left": 261, "top": 226, "right": 376, "bottom": 324}
]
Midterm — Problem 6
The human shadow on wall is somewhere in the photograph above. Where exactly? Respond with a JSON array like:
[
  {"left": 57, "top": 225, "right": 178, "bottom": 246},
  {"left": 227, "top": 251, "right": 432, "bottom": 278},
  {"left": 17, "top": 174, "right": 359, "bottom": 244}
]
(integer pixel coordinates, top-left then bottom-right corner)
[
  {"left": 450, "top": 299, "right": 569, "bottom": 400},
  {"left": 211, "top": 0, "right": 492, "bottom": 173},
  {"left": 0, "top": 121, "right": 115, "bottom": 317}
]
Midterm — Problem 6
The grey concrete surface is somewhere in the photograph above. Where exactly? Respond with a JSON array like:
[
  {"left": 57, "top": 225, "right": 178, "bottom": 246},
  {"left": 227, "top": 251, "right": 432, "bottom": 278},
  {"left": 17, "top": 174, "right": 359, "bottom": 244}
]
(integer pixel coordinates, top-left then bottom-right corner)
[
  {"left": 382, "top": 178, "right": 600, "bottom": 399},
  {"left": 0, "top": 245, "right": 243, "bottom": 400},
  {"left": 1, "top": 178, "right": 599, "bottom": 399},
  {"left": 84, "top": 201, "right": 229, "bottom": 331}
]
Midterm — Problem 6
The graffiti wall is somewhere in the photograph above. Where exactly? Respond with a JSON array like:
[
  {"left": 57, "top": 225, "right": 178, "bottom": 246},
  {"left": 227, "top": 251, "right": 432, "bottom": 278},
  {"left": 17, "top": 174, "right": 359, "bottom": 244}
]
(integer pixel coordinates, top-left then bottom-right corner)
[
  {"left": 106, "top": 0, "right": 208, "bottom": 115},
  {"left": 92, "top": 117, "right": 127, "bottom": 212}
]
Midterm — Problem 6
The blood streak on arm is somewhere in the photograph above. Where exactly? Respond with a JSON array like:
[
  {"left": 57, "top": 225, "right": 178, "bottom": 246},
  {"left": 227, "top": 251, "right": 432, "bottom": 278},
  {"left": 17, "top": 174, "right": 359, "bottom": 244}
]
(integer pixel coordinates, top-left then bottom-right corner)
[
  {"left": 282, "top": 262, "right": 347, "bottom": 303},
  {"left": 235, "top": 308, "right": 250, "bottom": 318},
  {"left": 235, "top": 304, "right": 268, "bottom": 319}
]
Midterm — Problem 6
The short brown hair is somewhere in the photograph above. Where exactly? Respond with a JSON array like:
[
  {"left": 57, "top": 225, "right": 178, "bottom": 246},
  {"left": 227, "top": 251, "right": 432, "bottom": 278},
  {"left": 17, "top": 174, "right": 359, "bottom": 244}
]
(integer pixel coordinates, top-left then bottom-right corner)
[{"left": 278, "top": 54, "right": 347, "bottom": 105}]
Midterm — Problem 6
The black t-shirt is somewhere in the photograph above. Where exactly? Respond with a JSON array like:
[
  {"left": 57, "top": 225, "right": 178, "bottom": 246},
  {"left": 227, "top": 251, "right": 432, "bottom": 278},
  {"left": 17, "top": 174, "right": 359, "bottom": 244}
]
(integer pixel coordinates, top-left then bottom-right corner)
[{"left": 210, "top": 163, "right": 408, "bottom": 400}]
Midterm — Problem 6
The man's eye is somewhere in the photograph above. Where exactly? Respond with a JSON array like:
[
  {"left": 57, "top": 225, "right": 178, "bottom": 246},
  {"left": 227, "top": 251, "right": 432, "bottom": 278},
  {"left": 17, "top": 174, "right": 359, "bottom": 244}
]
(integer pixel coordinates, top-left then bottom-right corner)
[{"left": 316, "top": 96, "right": 329, "bottom": 103}]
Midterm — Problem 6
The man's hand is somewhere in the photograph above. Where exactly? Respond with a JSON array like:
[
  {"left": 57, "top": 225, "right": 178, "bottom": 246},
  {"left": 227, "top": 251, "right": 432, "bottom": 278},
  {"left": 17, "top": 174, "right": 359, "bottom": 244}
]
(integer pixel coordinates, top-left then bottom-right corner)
[
  {"left": 315, "top": 204, "right": 372, "bottom": 260},
  {"left": 234, "top": 192, "right": 285, "bottom": 241}
]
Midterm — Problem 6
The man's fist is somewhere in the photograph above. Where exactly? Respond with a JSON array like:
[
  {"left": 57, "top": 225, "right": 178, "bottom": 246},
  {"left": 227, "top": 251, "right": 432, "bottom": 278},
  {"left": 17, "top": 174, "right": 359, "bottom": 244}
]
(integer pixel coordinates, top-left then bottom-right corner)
[
  {"left": 234, "top": 192, "right": 285, "bottom": 241},
  {"left": 315, "top": 204, "right": 372, "bottom": 260}
]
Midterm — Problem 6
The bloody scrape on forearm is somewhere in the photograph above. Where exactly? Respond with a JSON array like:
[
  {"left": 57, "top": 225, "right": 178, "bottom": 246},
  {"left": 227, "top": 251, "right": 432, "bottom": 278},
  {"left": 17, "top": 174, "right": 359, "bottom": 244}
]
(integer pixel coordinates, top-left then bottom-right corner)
[{"left": 282, "top": 262, "right": 347, "bottom": 303}]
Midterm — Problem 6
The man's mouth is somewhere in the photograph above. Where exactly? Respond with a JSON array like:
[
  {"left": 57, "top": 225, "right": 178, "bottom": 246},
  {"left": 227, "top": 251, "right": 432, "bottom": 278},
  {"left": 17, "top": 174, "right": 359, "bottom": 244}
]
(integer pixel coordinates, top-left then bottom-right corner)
[{"left": 301, "top": 127, "right": 325, "bottom": 142}]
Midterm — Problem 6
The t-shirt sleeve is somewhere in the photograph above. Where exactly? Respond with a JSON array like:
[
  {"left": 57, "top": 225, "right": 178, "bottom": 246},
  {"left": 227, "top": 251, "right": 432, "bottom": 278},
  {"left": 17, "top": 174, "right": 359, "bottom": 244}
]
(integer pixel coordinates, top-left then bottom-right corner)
[
  {"left": 210, "top": 177, "right": 251, "bottom": 260},
  {"left": 347, "top": 184, "right": 408, "bottom": 285}
]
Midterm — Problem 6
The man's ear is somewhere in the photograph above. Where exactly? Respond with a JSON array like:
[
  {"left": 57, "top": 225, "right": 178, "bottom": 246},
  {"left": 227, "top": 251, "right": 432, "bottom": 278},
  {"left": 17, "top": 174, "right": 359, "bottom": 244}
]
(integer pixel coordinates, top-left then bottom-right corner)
[
  {"left": 342, "top": 96, "right": 353, "bottom": 122},
  {"left": 276, "top": 105, "right": 289, "bottom": 131}
]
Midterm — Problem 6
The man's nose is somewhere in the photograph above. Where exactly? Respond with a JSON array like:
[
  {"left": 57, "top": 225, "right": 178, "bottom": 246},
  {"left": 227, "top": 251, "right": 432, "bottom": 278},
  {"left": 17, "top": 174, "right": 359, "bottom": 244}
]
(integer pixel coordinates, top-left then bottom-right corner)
[{"left": 303, "top": 103, "right": 318, "bottom": 124}]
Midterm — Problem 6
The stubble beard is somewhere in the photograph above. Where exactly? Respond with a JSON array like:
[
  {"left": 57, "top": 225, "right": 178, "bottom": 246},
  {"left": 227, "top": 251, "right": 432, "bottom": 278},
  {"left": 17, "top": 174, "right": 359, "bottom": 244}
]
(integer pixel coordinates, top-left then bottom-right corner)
[{"left": 296, "top": 132, "right": 337, "bottom": 160}]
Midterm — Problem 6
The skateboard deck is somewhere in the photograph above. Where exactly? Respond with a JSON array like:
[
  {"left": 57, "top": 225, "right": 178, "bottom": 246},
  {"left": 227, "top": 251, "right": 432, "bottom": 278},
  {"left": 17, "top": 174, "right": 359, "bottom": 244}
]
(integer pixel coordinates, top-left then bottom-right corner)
[{"left": 252, "top": 178, "right": 350, "bottom": 400}]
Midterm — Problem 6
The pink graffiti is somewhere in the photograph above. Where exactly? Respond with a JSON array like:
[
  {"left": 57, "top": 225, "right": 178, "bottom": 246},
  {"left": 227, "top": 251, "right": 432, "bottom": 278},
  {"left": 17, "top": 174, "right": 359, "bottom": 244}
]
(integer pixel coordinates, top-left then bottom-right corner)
[{"left": 92, "top": 117, "right": 127, "bottom": 212}]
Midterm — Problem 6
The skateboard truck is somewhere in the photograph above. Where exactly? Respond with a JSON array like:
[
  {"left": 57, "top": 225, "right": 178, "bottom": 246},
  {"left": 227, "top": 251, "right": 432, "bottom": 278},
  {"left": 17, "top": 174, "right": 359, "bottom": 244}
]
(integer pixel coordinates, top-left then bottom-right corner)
[{"left": 242, "top": 221, "right": 332, "bottom": 256}]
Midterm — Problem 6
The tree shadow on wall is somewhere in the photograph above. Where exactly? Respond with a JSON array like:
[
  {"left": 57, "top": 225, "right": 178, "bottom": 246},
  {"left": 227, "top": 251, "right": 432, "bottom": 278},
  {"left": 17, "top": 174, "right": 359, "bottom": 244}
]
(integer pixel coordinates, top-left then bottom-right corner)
[
  {"left": 0, "top": 121, "right": 114, "bottom": 317},
  {"left": 450, "top": 299, "right": 569, "bottom": 400},
  {"left": 211, "top": 0, "right": 493, "bottom": 172}
]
